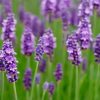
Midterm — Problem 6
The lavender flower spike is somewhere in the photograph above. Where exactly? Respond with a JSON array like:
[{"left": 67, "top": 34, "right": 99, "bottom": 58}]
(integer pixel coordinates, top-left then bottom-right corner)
[
  {"left": 41, "top": 29, "right": 56, "bottom": 56},
  {"left": 23, "top": 68, "right": 32, "bottom": 90},
  {"left": 39, "top": 59, "right": 46, "bottom": 73},
  {"left": 66, "top": 35, "right": 82, "bottom": 65},
  {"left": 3, "top": 40, "right": 19, "bottom": 82},
  {"left": 94, "top": 34, "right": 100, "bottom": 63},
  {"left": 54, "top": 63, "right": 63, "bottom": 81},
  {"left": 35, "top": 73, "right": 41, "bottom": 84},
  {"left": 43, "top": 81, "right": 49, "bottom": 91},
  {"left": 48, "top": 83, "right": 55, "bottom": 95},
  {"left": 1, "top": 13, "right": 17, "bottom": 42},
  {"left": 0, "top": 50, "right": 5, "bottom": 71},
  {"left": 21, "top": 26, "right": 35, "bottom": 56}
]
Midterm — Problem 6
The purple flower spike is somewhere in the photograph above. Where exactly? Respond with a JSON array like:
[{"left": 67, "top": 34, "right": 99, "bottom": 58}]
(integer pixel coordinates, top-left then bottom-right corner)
[
  {"left": 2, "top": 0, "right": 13, "bottom": 15},
  {"left": 39, "top": 59, "right": 46, "bottom": 73},
  {"left": 94, "top": 34, "right": 100, "bottom": 63},
  {"left": 21, "top": 26, "right": 35, "bottom": 56},
  {"left": 23, "top": 68, "right": 32, "bottom": 90},
  {"left": 0, "top": 50, "right": 5, "bottom": 71},
  {"left": 35, "top": 73, "right": 41, "bottom": 84},
  {"left": 54, "top": 63, "right": 63, "bottom": 81},
  {"left": 3, "top": 40, "right": 19, "bottom": 82},
  {"left": 48, "top": 83, "right": 55, "bottom": 95},
  {"left": 43, "top": 81, "right": 49, "bottom": 90},
  {"left": 41, "top": 0, "right": 56, "bottom": 21},
  {"left": 76, "top": 18, "right": 93, "bottom": 49},
  {"left": 2, "top": 13, "right": 17, "bottom": 42},
  {"left": 66, "top": 35, "right": 82, "bottom": 66},
  {"left": 41, "top": 29, "right": 56, "bottom": 56}
]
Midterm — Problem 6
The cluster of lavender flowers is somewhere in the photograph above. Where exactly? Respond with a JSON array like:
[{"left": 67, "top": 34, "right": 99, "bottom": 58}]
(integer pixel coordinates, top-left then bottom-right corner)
[
  {"left": 2, "top": 40, "right": 19, "bottom": 82},
  {"left": 19, "top": 5, "right": 45, "bottom": 37},
  {"left": 35, "top": 29, "right": 56, "bottom": 61},
  {"left": 1, "top": 13, "right": 17, "bottom": 42},
  {"left": 21, "top": 26, "right": 35, "bottom": 56},
  {"left": 66, "top": 35, "right": 82, "bottom": 66},
  {"left": 23, "top": 68, "right": 32, "bottom": 90}
]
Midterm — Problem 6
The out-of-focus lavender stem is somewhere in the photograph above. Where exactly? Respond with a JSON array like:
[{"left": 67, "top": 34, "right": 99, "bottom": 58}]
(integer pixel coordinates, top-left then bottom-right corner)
[
  {"left": 94, "top": 65, "right": 100, "bottom": 100},
  {"left": 30, "top": 62, "right": 39, "bottom": 100},
  {"left": 13, "top": 82, "right": 18, "bottom": 100}
]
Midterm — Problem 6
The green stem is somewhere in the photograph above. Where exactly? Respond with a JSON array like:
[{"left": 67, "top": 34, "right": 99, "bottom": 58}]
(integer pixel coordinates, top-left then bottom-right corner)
[
  {"left": 26, "top": 91, "right": 29, "bottom": 100},
  {"left": 42, "top": 90, "right": 46, "bottom": 100},
  {"left": 94, "top": 65, "right": 100, "bottom": 100},
  {"left": 27, "top": 57, "right": 30, "bottom": 68},
  {"left": 75, "top": 67, "right": 78, "bottom": 100},
  {"left": 48, "top": 60, "right": 52, "bottom": 81},
  {"left": 13, "top": 82, "right": 18, "bottom": 100},
  {"left": 68, "top": 66, "right": 74, "bottom": 100},
  {"left": 57, "top": 82, "right": 60, "bottom": 100},
  {"left": 37, "top": 85, "right": 40, "bottom": 100},
  {"left": 30, "top": 62, "right": 39, "bottom": 100},
  {"left": 1, "top": 72, "right": 4, "bottom": 100}
]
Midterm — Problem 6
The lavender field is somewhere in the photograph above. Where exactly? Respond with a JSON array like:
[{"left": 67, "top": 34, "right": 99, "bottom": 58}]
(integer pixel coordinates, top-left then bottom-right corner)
[{"left": 0, "top": 0, "right": 100, "bottom": 100}]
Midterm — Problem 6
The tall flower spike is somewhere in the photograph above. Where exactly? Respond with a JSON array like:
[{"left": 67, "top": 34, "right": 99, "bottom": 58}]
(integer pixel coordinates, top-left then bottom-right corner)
[
  {"left": 2, "top": 40, "right": 19, "bottom": 82},
  {"left": 21, "top": 26, "right": 35, "bottom": 56},
  {"left": 54, "top": 63, "right": 63, "bottom": 81},
  {"left": 66, "top": 34, "right": 82, "bottom": 65},
  {"left": 94, "top": 34, "right": 100, "bottom": 63},
  {"left": 39, "top": 59, "right": 46, "bottom": 73},
  {"left": 23, "top": 68, "right": 32, "bottom": 90},
  {"left": 2, "top": 13, "right": 17, "bottom": 42},
  {"left": 41, "top": 0, "right": 56, "bottom": 21},
  {"left": 76, "top": 18, "right": 93, "bottom": 49},
  {"left": 35, "top": 73, "right": 41, "bottom": 84},
  {"left": 0, "top": 50, "right": 5, "bottom": 71},
  {"left": 41, "top": 29, "right": 56, "bottom": 56},
  {"left": 48, "top": 83, "right": 55, "bottom": 95}
]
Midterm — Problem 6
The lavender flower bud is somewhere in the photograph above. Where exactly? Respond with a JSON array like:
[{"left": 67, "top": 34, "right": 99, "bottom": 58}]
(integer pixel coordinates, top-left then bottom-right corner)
[
  {"left": 35, "top": 73, "right": 41, "bottom": 84},
  {"left": 0, "top": 50, "right": 5, "bottom": 71},
  {"left": 78, "top": 0, "right": 93, "bottom": 18},
  {"left": 21, "top": 26, "right": 35, "bottom": 56},
  {"left": 92, "top": 0, "right": 100, "bottom": 9},
  {"left": 1, "top": 13, "right": 17, "bottom": 42},
  {"left": 43, "top": 81, "right": 49, "bottom": 90},
  {"left": 39, "top": 59, "right": 46, "bottom": 73},
  {"left": 48, "top": 83, "right": 55, "bottom": 95},
  {"left": 2, "top": 0, "right": 12, "bottom": 15},
  {"left": 76, "top": 18, "right": 93, "bottom": 49},
  {"left": 23, "top": 68, "right": 32, "bottom": 90},
  {"left": 94, "top": 34, "right": 100, "bottom": 63},
  {"left": 41, "top": 29, "right": 56, "bottom": 56},
  {"left": 66, "top": 35, "right": 82, "bottom": 66},
  {"left": 54, "top": 63, "right": 63, "bottom": 81},
  {"left": 41, "top": 0, "right": 56, "bottom": 21},
  {"left": 2, "top": 40, "right": 19, "bottom": 82}
]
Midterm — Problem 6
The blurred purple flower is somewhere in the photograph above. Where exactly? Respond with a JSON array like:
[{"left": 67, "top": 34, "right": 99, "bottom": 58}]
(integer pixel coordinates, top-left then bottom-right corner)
[
  {"left": 21, "top": 26, "right": 35, "bottom": 56},
  {"left": 66, "top": 35, "right": 82, "bottom": 66},
  {"left": 39, "top": 59, "right": 46, "bottom": 73},
  {"left": 94, "top": 34, "right": 100, "bottom": 63},
  {"left": 2, "top": 40, "right": 19, "bottom": 82},
  {"left": 1, "top": 13, "right": 17, "bottom": 42},
  {"left": 23, "top": 68, "right": 32, "bottom": 90},
  {"left": 0, "top": 50, "right": 5, "bottom": 71},
  {"left": 76, "top": 18, "right": 93, "bottom": 49},
  {"left": 48, "top": 83, "right": 55, "bottom": 95},
  {"left": 43, "top": 81, "right": 49, "bottom": 90},
  {"left": 35, "top": 73, "right": 41, "bottom": 84},
  {"left": 92, "top": 0, "right": 100, "bottom": 9},
  {"left": 54, "top": 63, "right": 63, "bottom": 81}
]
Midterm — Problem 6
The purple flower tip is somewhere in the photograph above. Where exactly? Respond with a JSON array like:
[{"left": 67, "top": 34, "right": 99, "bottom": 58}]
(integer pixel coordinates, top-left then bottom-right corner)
[
  {"left": 23, "top": 68, "right": 32, "bottom": 90},
  {"left": 54, "top": 63, "right": 63, "bottom": 81},
  {"left": 43, "top": 81, "right": 49, "bottom": 90},
  {"left": 35, "top": 73, "right": 41, "bottom": 84},
  {"left": 48, "top": 83, "right": 55, "bottom": 95}
]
